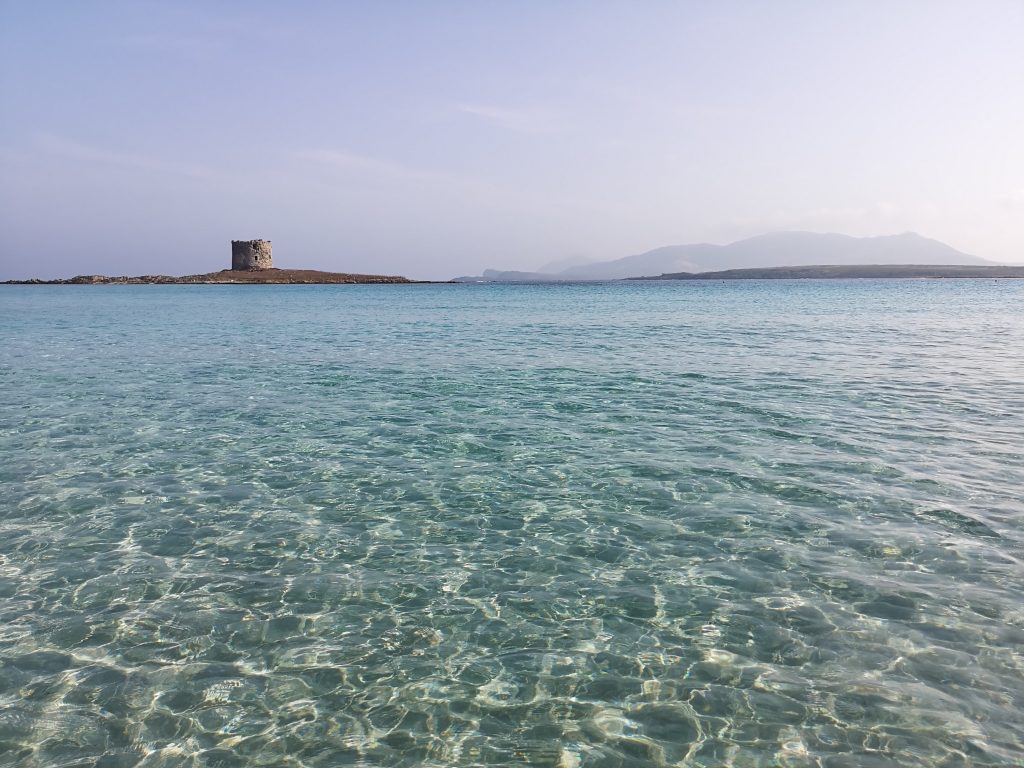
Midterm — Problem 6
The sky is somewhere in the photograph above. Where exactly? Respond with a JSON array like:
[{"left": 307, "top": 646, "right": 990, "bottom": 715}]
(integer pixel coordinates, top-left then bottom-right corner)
[{"left": 1, "top": 1, "right": 1022, "bottom": 280}]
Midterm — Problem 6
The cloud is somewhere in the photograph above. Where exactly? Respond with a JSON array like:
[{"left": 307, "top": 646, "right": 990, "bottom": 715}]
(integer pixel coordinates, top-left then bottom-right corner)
[
  {"left": 33, "top": 133, "right": 212, "bottom": 177},
  {"left": 459, "top": 104, "right": 566, "bottom": 134},
  {"left": 296, "top": 149, "right": 433, "bottom": 180}
]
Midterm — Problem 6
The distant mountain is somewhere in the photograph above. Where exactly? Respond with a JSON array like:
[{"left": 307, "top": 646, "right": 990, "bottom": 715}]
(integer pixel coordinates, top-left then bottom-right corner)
[
  {"left": 452, "top": 232, "right": 990, "bottom": 282},
  {"left": 560, "top": 232, "right": 989, "bottom": 279},
  {"left": 536, "top": 254, "right": 600, "bottom": 273}
]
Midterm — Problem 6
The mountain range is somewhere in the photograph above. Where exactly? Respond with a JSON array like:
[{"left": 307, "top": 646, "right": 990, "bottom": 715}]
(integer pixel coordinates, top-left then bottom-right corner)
[{"left": 452, "top": 232, "right": 990, "bottom": 281}]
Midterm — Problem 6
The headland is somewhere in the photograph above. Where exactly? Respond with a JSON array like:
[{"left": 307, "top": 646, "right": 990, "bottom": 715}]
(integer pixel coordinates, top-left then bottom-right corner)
[
  {"left": 3, "top": 238, "right": 418, "bottom": 284},
  {"left": 629, "top": 264, "right": 1024, "bottom": 280},
  {"left": 5, "top": 269, "right": 415, "bottom": 285}
]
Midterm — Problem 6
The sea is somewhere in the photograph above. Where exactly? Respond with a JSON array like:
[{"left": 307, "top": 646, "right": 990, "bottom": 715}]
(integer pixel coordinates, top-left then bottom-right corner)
[{"left": 1, "top": 279, "right": 1022, "bottom": 767}]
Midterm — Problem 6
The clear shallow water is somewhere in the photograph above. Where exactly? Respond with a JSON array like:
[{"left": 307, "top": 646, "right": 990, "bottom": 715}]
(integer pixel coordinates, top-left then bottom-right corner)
[{"left": 1, "top": 280, "right": 1022, "bottom": 767}]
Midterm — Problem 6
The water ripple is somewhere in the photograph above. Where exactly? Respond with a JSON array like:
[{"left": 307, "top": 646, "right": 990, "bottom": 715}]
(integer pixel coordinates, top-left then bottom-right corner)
[{"left": 1, "top": 280, "right": 1022, "bottom": 766}]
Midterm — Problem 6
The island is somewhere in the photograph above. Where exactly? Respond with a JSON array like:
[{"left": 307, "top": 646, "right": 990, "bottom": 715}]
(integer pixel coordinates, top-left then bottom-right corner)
[
  {"left": 3, "top": 239, "right": 416, "bottom": 285},
  {"left": 5, "top": 269, "right": 414, "bottom": 285},
  {"left": 629, "top": 264, "right": 1024, "bottom": 280}
]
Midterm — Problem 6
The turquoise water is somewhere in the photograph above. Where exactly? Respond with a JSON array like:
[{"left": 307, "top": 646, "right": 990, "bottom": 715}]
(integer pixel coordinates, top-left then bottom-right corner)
[{"left": 1, "top": 280, "right": 1023, "bottom": 767}]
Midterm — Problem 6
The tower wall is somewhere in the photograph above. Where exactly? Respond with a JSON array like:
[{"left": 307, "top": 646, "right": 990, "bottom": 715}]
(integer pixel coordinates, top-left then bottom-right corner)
[{"left": 231, "top": 240, "right": 273, "bottom": 271}]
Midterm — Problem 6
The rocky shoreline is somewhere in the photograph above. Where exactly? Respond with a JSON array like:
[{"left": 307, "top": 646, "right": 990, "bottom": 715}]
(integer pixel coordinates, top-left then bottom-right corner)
[{"left": 4, "top": 268, "right": 417, "bottom": 285}]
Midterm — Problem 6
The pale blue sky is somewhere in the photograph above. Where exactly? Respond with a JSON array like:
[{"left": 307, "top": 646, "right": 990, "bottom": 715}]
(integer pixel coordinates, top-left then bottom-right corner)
[{"left": 1, "top": 1, "right": 1022, "bottom": 279}]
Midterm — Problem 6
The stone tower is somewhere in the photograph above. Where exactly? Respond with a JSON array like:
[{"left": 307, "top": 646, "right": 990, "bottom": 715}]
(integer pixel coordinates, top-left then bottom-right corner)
[{"left": 231, "top": 239, "right": 273, "bottom": 271}]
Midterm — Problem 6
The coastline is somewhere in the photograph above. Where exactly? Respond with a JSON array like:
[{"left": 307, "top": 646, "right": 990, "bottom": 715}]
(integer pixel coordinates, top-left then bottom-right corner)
[
  {"left": 2, "top": 268, "right": 424, "bottom": 285},
  {"left": 628, "top": 264, "right": 1024, "bottom": 280}
]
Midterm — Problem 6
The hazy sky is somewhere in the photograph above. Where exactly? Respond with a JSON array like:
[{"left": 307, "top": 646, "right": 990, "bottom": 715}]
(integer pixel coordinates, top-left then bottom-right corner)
[{"left": 2, "top": 1, "right": 1022, "bottom": 279}]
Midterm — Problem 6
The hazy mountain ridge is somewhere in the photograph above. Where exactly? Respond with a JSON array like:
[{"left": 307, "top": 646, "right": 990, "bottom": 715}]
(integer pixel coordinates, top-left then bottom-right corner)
[{"left": 454, "top": 232, "right": 990, "bottom": 281}]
